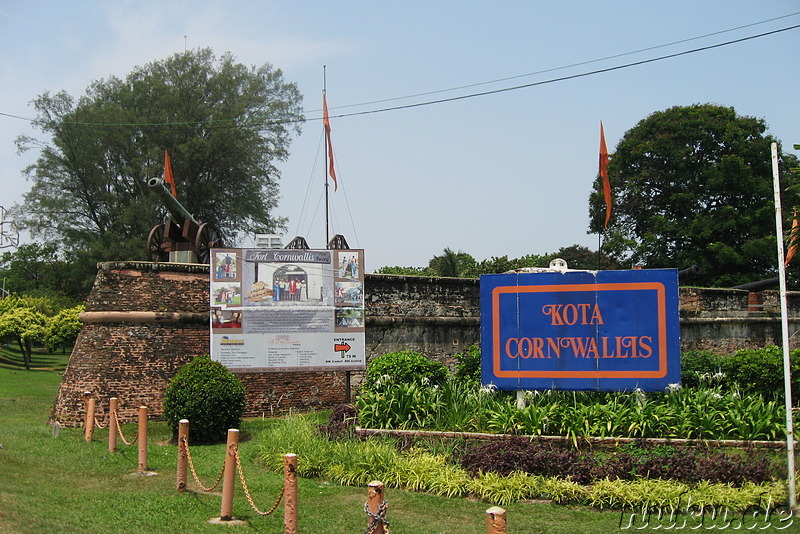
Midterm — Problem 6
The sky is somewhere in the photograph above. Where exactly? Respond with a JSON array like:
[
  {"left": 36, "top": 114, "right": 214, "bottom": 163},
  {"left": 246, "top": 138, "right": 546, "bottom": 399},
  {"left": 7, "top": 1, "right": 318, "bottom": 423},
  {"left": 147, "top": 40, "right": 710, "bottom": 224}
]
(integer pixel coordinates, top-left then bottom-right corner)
[{"left": 1, "top": 2, "right": 799, "bottom": 273}]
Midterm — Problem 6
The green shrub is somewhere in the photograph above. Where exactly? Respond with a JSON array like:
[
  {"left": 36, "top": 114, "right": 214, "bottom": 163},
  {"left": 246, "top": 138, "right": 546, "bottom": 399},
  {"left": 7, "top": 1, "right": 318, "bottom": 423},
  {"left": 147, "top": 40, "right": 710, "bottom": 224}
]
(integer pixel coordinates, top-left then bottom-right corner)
[
  {"left": 454, "top": 344, "right": 481, "bottom": 385},
  {"left": 719, "top": 346, "right": 783, "bottom": 398},
  {"left": 162, "top": 355, "right": 246, "bottom": 444},
  {"left": 680, "top": 350, "right": 723, "bottom": 388},
  {"left": 363, "top": 350, "right": 448, "bottom": 391}
]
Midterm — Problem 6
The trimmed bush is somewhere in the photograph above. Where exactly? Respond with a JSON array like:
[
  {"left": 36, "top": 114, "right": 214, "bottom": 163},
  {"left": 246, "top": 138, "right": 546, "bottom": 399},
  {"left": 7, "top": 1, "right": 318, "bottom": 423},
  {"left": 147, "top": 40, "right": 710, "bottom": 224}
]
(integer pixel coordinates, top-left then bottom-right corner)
[
  {"left": 163, "top": 355, "right": 246, "bottom": 444},
  {"left": 363, "top": 350, "right": 448, "bottom": 391}
]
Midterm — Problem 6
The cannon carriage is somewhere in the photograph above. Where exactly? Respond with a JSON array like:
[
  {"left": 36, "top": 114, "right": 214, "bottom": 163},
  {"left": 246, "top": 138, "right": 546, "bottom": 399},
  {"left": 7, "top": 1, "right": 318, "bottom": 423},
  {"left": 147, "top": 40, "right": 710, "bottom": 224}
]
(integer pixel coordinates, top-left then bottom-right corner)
[{"left": 146, "top": 177, "right": 224, "bottom": 264}]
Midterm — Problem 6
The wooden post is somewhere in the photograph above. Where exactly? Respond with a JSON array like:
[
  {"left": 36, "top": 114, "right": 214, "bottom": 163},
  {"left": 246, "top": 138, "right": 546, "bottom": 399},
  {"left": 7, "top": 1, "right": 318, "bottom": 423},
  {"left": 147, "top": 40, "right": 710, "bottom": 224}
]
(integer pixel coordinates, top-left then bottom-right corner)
[
  {"left": 486, "top": 506, "right": 507, "bottom": 534},
  {"left": 219, "top": 429, "right": 239, "bottom": 521},
  {"left": 176, "top": 419, "right": 189, "bottom": 492},
  {"left": 137, "top": 406, "right": 148, "bottom": 472},
  {"left": 284, "top": 453, "right": 298, "bottom": 533},
  {"left": 108, "top": 397, "right": 118, "bottom": 452},
  {"left": 367, "top": 481, "right": 387, "bottom": 534},
  {"left": 83, "top": 392, "right": 95, "bottom": 442}
]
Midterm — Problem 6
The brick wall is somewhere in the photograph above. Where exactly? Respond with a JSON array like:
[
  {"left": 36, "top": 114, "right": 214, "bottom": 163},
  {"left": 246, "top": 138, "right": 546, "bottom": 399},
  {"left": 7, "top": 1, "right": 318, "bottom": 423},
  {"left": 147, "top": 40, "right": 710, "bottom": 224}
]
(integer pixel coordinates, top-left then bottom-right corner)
[{"left": 50, "top": 263, "right": 800, "bottom": 426}]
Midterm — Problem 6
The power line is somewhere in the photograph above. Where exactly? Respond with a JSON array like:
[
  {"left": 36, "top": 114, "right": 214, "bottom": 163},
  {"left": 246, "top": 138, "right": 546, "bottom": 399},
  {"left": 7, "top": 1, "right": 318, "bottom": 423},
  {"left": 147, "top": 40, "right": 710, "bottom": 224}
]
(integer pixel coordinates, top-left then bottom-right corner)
[
  {"left": 1, "top": 21, "right": 798, "bottom": 129},
  {"left": 324, "top": 11, "right": 800, "bottom": 112},
  {"left": 321, "top": 23, "right": 800, "bottom": 121}
]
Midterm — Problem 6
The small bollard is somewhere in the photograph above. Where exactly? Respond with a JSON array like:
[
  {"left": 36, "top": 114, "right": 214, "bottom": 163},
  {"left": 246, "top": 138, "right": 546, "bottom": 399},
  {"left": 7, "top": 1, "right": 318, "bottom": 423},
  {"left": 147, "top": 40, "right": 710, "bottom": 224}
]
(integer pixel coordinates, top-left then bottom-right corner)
[
  {"left": 83, "top": 392, "right": 95, "bottom": 442},
  {"left": 367, "top": 481, "right": 387, "bottom": 534},
  {"left": 284, "top": 453, "right": 298, "bottom": 533},
  {"left": 176, "top": 419, "right": 189, "bottom": 492},
  {"left": 486, "top": 506, "right": 507, "bottom": 534},
  {"left": 108, "top": 397, "right": 118, "bottom": 453},
  {"left": 137, "top": 406, "right": 148, "bottom": 471},
  {"left": 219, "top": 429, "right": 240, "bottom": 521}
]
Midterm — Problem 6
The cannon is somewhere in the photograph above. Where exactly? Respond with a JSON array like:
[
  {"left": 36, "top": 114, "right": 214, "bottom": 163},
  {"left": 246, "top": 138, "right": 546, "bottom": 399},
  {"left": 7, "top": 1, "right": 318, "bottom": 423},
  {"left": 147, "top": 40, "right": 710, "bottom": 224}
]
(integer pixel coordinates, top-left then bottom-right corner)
[
  {"left": 677, "top": 264, "right": 700, "bottom": 283},
  {"left": 731, "top": 277, "right": 779, "bottom": 292},
  {"left": 146, "top": 177, "right": 224, "bottom": 264}
]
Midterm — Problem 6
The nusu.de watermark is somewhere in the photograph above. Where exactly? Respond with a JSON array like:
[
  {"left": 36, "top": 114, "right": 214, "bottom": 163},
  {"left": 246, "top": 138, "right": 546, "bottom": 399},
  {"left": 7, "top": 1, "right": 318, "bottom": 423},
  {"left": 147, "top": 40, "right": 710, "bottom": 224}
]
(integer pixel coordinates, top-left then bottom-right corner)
[{"left": 619, "top": 493, "right": 793, "bottom": 530}]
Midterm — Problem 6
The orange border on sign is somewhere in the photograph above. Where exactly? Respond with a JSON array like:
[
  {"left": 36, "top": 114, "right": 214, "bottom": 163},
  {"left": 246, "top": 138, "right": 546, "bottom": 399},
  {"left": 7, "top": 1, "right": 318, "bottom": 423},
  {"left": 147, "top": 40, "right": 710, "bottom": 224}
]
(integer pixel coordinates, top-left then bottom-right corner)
[{"left": 492, "top": 282, "right": 668, "bottom": 379}]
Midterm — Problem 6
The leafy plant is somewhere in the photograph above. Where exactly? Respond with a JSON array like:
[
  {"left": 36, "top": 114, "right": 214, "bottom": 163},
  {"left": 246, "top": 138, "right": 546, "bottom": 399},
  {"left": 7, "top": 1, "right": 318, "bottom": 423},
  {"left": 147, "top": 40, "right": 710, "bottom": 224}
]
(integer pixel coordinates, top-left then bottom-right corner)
[
  {"left": 162, "top": 355, "right": 246, "bottom": 444},
  {"left": 363, "top": 350, "right": 448, "bottom": 392},
  {"left": 453, "top": 344, "right": 481, "bottom": 386}
]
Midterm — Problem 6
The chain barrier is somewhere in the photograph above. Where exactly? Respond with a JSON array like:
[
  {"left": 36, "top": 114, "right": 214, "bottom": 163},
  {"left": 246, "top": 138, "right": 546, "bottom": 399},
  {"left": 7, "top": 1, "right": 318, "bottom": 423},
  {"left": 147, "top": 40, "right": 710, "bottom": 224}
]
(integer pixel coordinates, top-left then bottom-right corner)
[
  {"left": 111, "top": 410, "right": 139, "bottom": 446},
  {"left": 364, "top": 500, "right": 390, "bottom": 534},
  {"left": 93, "top": 416, "right": 108, "bottom": 430},
  {"left": 232, "top": 443, "right": 285, "bottom": 516},
  {"left": 181, "top": 437, "right": 225, "bottom": 492}
]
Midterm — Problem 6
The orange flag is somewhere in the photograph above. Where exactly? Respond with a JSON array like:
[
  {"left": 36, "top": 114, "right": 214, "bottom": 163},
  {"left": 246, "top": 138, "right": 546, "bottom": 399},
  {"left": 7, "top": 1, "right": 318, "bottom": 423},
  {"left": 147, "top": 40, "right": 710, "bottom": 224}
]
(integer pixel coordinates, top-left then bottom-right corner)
[
  {"left": 786, "top": 211, "right": 799, "bottom": 266},
  {"left": 323, "top": 94, "right": 338, "bottom": 191},
  {"left": 599, "top": 122, "right": 611, "bottom": 229},
  {"left": 163, "top": 150, "right": 177, "bottom": 197}
]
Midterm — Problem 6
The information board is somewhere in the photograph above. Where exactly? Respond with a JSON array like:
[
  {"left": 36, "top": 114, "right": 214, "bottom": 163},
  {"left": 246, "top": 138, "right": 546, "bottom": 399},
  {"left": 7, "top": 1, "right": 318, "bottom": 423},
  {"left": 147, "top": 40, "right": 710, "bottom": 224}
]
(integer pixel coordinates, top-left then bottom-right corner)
[
  {"left": 480, "top": 269, "right": 680, "bottom": 391},
  {"left": 209, "top": 248, "right": 366, "bottom": 372}
]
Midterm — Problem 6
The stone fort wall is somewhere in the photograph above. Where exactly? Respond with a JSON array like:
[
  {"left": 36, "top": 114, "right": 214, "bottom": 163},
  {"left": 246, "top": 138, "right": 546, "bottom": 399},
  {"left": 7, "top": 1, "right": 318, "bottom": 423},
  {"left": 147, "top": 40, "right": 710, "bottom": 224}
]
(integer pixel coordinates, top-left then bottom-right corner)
[{"left": 50, "top": 262, "right": 800, "bottom": 426}]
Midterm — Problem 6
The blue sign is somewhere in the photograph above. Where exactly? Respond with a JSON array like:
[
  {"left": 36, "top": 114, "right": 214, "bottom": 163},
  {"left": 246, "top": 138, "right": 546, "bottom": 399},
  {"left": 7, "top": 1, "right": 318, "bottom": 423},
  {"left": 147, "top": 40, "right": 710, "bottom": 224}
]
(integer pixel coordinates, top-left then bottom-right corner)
[{"left": 480, "top": 269, "right": 680, "bottom": 391}]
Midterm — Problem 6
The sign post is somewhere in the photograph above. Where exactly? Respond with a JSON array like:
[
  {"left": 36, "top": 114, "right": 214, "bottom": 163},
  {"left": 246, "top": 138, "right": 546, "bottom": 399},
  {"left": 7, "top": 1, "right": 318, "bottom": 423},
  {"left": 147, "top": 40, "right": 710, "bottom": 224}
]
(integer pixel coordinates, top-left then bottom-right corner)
[
  {"left": 480, "top": 268, "right": 680, "bottom": 391},
  {"left": 209, "top": 248, "right": 366, "bottom": 373}
]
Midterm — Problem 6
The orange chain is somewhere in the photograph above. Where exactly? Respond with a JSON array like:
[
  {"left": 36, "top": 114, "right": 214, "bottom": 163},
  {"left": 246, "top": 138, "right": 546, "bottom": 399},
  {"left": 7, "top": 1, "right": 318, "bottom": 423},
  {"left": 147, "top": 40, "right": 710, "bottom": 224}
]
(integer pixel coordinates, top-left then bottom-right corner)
[
  {"left": 232, "top": 443, "right": 285, "bottom": 516},
  {"left": 112, "top": 410, "right": 138, "bottom": 446},
  {"left": 181, "top": 437, "right": 225, "bottom": 492}
]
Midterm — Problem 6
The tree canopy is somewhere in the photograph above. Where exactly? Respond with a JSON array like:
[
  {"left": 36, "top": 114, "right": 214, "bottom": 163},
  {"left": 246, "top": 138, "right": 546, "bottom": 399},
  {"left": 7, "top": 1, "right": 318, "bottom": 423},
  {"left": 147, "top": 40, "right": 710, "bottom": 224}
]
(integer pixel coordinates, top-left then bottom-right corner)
[
  {"left": 589, "top": 104, "right": 800, "bottom": 287},
  {"left": 15, "top": 48, "right": 304, "bottom": 272},
  {"left": 374, "top": 245, "right": 616, "bottom": 277}
]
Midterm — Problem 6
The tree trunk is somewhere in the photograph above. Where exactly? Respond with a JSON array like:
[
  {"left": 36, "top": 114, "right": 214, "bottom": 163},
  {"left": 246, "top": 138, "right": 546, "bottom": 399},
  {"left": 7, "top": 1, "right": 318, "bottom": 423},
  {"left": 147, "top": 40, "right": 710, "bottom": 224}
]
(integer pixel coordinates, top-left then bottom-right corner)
[{"left": 23, "top": 339, "right": 31, "bottom": 370}]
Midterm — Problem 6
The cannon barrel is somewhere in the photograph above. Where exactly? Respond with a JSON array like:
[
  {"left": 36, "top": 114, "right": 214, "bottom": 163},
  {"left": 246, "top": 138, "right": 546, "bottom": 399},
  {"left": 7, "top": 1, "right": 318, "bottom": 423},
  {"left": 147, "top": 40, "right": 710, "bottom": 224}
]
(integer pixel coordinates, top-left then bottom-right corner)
[
  {"left": 677, "top": 264, "right": 700, "bottom": 282},
  {"left": 731, "top": 277, "right": 779, "bottom": 291},
  {"left": 147, "top": 177, "right": 197, "bottom": 226}
]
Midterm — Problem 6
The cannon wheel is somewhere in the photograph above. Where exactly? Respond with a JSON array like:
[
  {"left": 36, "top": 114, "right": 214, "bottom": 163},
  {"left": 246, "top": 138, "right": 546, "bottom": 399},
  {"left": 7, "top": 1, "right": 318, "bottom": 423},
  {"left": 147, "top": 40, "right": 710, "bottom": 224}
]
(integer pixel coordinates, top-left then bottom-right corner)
[
  {"left": 147, "top": 224, "right": 169, "bottom": 262},
  {"left": 195, "top": 222, "right": 223, "bottom": 264}
]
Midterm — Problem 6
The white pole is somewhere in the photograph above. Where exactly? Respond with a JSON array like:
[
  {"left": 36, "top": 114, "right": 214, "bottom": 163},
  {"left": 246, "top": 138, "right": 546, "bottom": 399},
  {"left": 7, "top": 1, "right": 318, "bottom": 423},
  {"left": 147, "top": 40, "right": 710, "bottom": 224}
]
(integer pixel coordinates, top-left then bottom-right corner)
[{"left": 771, "top": 141, "right": 796, "bottom": 508}]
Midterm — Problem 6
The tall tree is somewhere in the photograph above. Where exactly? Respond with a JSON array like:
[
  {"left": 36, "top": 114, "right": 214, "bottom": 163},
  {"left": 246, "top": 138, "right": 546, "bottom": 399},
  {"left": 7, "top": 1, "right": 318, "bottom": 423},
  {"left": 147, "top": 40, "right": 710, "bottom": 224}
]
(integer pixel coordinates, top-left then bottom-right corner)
[
  {"left": 589, "top": 104, "right": 799, "bottom": 287},
  {"left": 15, "top": 48, "right": 304, "bottom": 266}
]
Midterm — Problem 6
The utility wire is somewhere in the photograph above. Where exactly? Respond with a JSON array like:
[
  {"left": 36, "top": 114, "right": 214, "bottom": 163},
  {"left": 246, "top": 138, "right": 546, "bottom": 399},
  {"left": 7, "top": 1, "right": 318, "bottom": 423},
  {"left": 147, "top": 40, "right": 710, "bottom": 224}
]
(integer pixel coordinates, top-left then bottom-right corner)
[
  {"left": 1, "top": 21, "right": 798, "bottom": 128},
  {"left": 324, "top": 11, "right": 800, "bottom": 112}
]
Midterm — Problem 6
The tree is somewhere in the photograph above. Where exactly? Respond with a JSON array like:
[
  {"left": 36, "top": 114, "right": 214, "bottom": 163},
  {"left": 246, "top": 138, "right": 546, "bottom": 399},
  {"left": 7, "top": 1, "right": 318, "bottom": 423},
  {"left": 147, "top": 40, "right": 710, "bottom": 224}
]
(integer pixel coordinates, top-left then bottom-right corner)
[
  {"left": 589, "top": 104, "right": 800, "bottom": 287},
  {"left": 429, "top": 248, "right": 476, "bottom": 278},
  {"left": 0, "top": 243, "right": 88, "bottom": 300},
  {"left": 44, "top": 304, "right": 84, "bottom": 354},
  {"left": 0, "top": 306, "right": 47, "bottom": 370},
  {"left": 547, "top": 245, "right": 622, "bottom": 271},
  {"left": 15, "top": 48, "right": 304, "bottom": 268}
]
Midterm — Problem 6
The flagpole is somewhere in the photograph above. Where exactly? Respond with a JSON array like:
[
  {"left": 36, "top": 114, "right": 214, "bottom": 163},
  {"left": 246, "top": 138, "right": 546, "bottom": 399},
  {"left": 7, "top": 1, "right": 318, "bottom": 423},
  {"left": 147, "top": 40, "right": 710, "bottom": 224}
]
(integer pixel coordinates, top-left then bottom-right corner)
[
  {"left": 323, "top": 66, "right": 330, "bottom": 244},
  {"left": 771, "top": 141, "right": 796, "bottom": 508}
]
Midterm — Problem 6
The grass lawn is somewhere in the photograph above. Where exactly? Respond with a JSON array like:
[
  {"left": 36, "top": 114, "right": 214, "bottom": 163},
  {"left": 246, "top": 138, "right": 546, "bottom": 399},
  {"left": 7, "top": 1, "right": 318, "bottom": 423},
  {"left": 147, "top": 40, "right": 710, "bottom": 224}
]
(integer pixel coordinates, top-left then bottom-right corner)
[{"left": 0, "top": 345, "right": 797, "bottom": 533}]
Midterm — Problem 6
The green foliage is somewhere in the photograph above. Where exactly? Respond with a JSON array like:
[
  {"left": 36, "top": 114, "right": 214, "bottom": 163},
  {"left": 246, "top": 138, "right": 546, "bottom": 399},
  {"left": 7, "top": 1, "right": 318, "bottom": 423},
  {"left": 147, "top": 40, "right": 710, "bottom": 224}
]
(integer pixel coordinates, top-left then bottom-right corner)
[
  {"left": 357, "top": 380, "right": 786, "bottom": 441},
  {"left": 589, "top": 104, "right": 800, "bottom": 287},
  {"left": 453, "top": 344, "right": 481, "bottom": 385},
  {"left": 0, "top": 305, "right": 48, "bottom": 369},
  {"left": 0, "top": 243, "right": 89, "bottom": 301},
  {"left": 162, "top": 355, "right": 246, "bottom": 444},
  {"left": 374, "top": 244, "right": 620, "bottom": 277},
  {"left": 362, "top": 350, "right": 448, "bottom": 392},
  {"left": 718, "top": 346, "right": 800, "bottom": 402},
  {"left": 257, "top": 415, "right": 788, "bottom": 511},
  {"left": 17, "top": 48, "right": 304, "bottom": 264},
  {"left": 428, "top": 247, "right": 475, "bottom": 278},
  {"left": 373, "top": 265, "right": 433, "bottom": 276},
  {"left": 44, "top": 304, "right": 84, "bottom": 352},
  {"left": 680, "top": 350, "right": 723, "bottom": 388}
]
